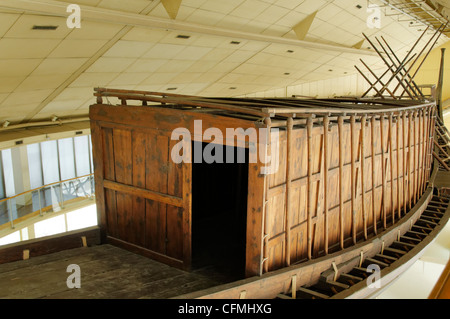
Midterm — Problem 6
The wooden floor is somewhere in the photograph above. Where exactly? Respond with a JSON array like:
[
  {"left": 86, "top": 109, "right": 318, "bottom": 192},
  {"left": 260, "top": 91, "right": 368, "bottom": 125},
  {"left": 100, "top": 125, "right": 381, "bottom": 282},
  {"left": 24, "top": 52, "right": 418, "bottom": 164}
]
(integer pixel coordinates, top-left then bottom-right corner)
[{"left": 0, "top": 244, "right": 234, "bottom": 299}]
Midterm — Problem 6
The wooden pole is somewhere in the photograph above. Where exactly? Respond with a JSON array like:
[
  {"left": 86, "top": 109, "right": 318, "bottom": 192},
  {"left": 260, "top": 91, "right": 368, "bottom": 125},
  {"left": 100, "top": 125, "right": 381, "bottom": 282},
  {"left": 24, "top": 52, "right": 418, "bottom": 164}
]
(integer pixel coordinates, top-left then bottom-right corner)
[
  {"left": 323, "top": 115, "right": 330, "bottom": 254},
  {"left": 351, "top": 115, "right": 357, "bottom": 244},
  {"left": 408, "top": 111, "right": 412, "bottom": 211},
  {"left": 338, "top": 116, "right": 345, "bottom": 250},
  {"left": 413, "top": 111, "right": 418, "bottom": 204},
  {"left": 371, "top": 116, "right": 377, "bottom": 235},
  {"left": 380, "top": 114, "right": 387, "bottom": 229},
  {"left": 397, "top": 113, "right": 402, "bottom": 220},
  {"left": 361, "top": 115, "right": 367, "bottom": 240},
  {"left": 263, "top": 118, "right": 271, "bottom": 274},
  {"left": 285, "top": 117, "right": 293, "bottom": 266},
  {"left": 424, "top": 106, "right": 431, "bottom": 184},
  {"left": 307, "top": 117, "right": 313, "bottom": 259},
  {"left": 437, "top": 48, "right": 446, "bottom": 119},
  {"left": 388, "top": 113, "right": 395, "bottom": 225},
  {"left": 419, "top": 109, "right": 425, "bottom": 195},
  {"left": 403, "top": 112, "right": 408, "bottom": 215}
]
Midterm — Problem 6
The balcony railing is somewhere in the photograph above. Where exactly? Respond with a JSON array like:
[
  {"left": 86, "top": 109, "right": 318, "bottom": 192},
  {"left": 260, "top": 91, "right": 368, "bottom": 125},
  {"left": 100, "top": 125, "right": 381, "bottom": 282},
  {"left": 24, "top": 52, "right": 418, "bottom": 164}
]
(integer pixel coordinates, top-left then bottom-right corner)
[{"left": 0, "top": 174, "right": 95, "bottom": 230}]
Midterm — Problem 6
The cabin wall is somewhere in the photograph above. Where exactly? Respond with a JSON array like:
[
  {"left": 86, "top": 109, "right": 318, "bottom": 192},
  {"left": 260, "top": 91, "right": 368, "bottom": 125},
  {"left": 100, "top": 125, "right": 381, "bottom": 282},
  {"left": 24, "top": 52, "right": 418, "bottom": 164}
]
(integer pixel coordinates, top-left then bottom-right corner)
[
  {"left": 263, "top": 106, "right": 436, "bottom": 273},
  {"left": 90, "top": 104, "right": 265, "bottom": 274}
]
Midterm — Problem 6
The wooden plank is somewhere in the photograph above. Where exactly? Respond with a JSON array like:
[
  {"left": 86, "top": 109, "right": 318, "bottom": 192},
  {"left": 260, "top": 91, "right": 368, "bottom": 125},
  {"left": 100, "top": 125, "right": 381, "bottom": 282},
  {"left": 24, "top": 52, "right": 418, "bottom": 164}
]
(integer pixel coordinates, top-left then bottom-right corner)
[
  {"left": 371, "top": 116, "right": 378, "bottom": 235},
  {"left": 177, "top": 186, "right": 434, "bottom": 299},
  {"left": 131, "top": 130, "right": 147, "bottom": 247},
  {"left": 145, "top": 134, "right": 167, "bottom": 255},
  {"left": 323, "top": 115, "right": 330, "bottom": 254},
  {"left": 101, "top": 127, "right": 117, "bottom": 239},
  {"left": 90, "top": 120, "right": 106, "bottom": 241},
  {"left": 418, "top": 110, "right": 424, "bottom": 195},
  {"left": 380, "top": 114, "right": 387, "bottom": 229},
  {"left": 297, "top": 287, "right": 329, "bottom": 299},
  {"left": 388, "top": 114, "right": 395, "bottom": 225},
  {"left": 112, "top": 128, "right": 133, "bottom": 243},
  {"left": 338, "top": 116, "right": 344, "bottom": 250},
  {"left": 351, "top": 115, "right": 357, "bottom": 245},
  {"left": 361, "top": 115, "right": 367, "bottom": 240},
  {"left": 246, "top": 124, "right": 268, "bottom": 276},
  {"left": 413, "top": 111, "right": 418, "bottom": 204},
  {"left": 408, "top": 111, "right": 413, "bottom": 210},
  {"left": 397, "top": 113, "right": 402, "bottom": 219},
  {"left": 103, "top": 180, "right": 183, "bottom": 208},
  {"left": 365, "top": 257, "right": 389, "bottom": 268},
  {"left": 403, "top": 112, "right": 408, "bottom": 215},
  {"left": 0, "top": 227, "right": 100, "bottom": 265},
  {"left": 285, "top": 117, "right": 293, "bottom": 266},
  {"left": 339, "top": 273, "right": 363, "bottom": 283},
  {"left": 429, "top": 259, "right": 450, "bottom": 299},
  {"left": 307, "top": 117, "right": 313, "bottom": 259},
  {"left": 374, "top": 253, "right": 398, "bottom": 262}
]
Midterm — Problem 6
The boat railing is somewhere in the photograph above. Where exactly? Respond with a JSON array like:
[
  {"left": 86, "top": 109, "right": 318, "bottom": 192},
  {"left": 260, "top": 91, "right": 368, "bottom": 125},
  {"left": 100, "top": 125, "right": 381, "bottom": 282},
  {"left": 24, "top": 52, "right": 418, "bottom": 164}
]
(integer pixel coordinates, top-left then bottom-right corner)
[{"left": 0, "top": 174, "right": 95, "bottom": 231}]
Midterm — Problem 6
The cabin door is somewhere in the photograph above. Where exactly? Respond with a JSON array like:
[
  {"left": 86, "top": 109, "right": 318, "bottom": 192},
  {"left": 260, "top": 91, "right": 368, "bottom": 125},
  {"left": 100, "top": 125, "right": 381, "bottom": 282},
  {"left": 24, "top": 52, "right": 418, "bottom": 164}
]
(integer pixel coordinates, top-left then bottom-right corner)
[{"left": 191, "top": 141, "right": 249, "bottom": 279}]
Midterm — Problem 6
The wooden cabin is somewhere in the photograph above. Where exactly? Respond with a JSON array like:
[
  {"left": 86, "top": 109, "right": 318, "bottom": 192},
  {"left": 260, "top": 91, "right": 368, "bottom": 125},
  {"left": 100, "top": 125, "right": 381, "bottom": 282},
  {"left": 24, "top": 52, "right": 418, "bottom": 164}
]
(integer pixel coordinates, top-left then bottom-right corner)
[{"left": 90, "top": 87, "right": 437, "bottom": 279}]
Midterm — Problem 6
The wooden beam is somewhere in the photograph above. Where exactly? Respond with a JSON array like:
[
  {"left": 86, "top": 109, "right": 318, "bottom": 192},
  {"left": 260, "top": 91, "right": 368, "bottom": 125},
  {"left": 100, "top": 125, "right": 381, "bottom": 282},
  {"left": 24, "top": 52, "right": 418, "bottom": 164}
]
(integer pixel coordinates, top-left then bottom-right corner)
[
  {"left": 338, "top": 116, "right": 345, "bottom": 250},
  {"left": 285, "top": 117, "right": 294, "bottom": 266},
  {"left": 380, "top": 114, "right": 387, "bottom": 229},
  {"left": 0, "top": 227, "right": 100, "bottom": 265},
  {"left": 103, "top": 179, "right": 184, "bottom": 207},
  {"left": 371, "top": 116, "right": 378, "bottom": 235},
  {"left": 307, "top": 117, "right": 314, "bottom": 259},
  {"left": 389, "top": 114, "right": 395, "bottom": 225},
  {"left": 323, "top": 115, "right": 330, "bottom": 254},
  {"left": 351, "top": 115, "right": 357, "bottom": 245},
  {"left": 361, "top": 115, "right": 367, "bottom": 240}
]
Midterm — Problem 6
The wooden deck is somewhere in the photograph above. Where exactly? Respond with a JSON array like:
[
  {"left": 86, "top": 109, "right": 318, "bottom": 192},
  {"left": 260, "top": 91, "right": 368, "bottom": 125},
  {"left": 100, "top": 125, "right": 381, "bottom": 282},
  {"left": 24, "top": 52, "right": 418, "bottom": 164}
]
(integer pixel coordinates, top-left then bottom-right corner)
[{"left": 0, "top": 244, "right": 234, "bottom": 299}]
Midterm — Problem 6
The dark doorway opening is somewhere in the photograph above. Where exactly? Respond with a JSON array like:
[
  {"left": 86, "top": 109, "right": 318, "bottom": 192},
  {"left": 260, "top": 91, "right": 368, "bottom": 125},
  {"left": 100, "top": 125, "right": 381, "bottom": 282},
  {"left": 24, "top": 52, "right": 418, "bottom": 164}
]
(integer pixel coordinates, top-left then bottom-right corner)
[{"left": 191, "top": 141, "right": 249, "bottom": 281}]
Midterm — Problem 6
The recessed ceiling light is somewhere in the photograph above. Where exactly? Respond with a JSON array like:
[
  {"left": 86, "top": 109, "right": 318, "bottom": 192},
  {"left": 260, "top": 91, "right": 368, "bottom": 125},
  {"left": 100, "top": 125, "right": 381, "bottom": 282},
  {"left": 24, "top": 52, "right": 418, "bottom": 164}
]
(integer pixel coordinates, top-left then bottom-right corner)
[
  {"left": 284, "top": 72, "right": 290, "bottom": 75},
  {"left": 230, "top": 41, "right": 241, "bottom": 45},
  {"left": 328, "top": 69, "right": 333, "bottom": 72},
  {"left": 32, "top": 25, "right": 58, "bottom": 30},
  {"left": 166, "top": 87, "right": 177, "bottom": 91},
  {"left": 287, "top": 50, "right": 294, "bottom": 53},
  {"left": 176, "top": 34, "right": 190, "bottom": 39},
  {"left": 229, "top": 87, "right": 237, "bottom": 90},
  {"left": 356, "top": 4, "right": 362, "bottom": 9}
]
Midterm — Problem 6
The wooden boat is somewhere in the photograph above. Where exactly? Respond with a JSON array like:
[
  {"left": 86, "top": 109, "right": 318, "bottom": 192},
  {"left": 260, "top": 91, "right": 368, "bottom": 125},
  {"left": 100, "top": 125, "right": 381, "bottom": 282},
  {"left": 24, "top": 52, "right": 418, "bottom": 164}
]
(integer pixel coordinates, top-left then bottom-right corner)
[
  {"left": 87, "top": 87, "right": 450, "bottom": 299},
  {"left": 1, "top": 29, "right": 449, "bottom": 299},
  {"left": 0, "top": 88, "right": 448, "bottom": 299}
]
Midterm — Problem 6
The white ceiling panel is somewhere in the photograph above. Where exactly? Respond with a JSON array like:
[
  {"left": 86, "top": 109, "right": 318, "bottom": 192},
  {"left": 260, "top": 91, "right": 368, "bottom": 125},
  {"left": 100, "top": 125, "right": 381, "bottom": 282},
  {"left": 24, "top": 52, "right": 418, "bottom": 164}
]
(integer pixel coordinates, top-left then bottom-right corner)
[{"left": 0, "top": 0, "right": 446, "bottom": 126}]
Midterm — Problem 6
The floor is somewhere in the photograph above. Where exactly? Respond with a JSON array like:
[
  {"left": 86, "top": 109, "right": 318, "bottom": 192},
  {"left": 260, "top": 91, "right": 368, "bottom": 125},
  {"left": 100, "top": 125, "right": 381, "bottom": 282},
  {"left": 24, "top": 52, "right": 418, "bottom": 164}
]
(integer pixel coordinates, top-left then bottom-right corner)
[{"left": 0, "top": 244, "right": 231, "bottom": 299}]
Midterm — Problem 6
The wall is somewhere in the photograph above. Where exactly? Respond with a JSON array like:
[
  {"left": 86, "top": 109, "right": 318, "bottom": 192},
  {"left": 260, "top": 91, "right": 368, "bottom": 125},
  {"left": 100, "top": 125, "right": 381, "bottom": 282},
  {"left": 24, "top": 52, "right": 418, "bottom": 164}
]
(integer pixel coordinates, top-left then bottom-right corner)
[{"left": 411, "top": 40, "right": 450, "bottom": 105}]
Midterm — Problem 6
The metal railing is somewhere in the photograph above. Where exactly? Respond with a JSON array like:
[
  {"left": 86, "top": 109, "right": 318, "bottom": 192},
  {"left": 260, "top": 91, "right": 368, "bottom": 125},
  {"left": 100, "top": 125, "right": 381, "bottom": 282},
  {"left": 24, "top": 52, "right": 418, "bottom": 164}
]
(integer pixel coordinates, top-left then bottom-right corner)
[{"left": 0, "top": 174, "right": 95, "bottom": 230}]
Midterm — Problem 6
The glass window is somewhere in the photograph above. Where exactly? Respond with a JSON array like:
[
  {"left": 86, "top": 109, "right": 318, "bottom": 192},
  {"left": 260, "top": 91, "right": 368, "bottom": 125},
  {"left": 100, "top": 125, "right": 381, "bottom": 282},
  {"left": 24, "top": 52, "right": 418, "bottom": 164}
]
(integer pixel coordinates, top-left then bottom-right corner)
[
  {"left": 40, "top": 140, "right": 60, "bottom": 184},
  {"left": 74, "top": 135, "right": 90, "bottom": 176},
  {"left": 1, "top": 149, "right": 15, "bottom": 197},
  {"left": 27, "top": 143, "right": 43, "bottom": 189},
  {"left": 34, "top": 214, "right": 66, "bottom": 238},
  {"left": 89, "top": 135, "right": 94, "bottom": 173},
  {"left": 58, "top": 138, "right": 76, "bottom": 181}
]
